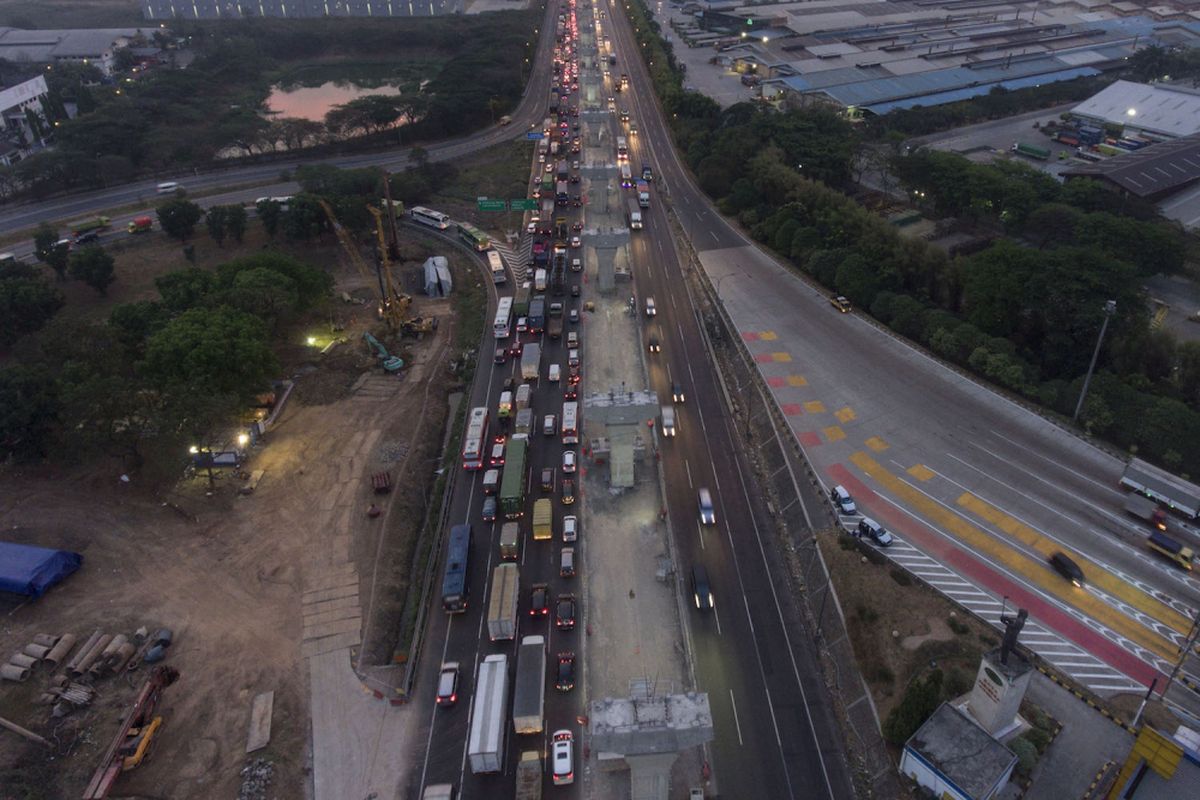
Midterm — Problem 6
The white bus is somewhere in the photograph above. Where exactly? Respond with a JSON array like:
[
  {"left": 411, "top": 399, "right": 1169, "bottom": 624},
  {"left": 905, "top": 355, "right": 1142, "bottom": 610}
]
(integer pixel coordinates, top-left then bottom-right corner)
[
  {"left": 616, "top": 135, "right": 628, "bottom": 162},
  {"left": 411, "top": 206, "right": 451, "bottom": 230},
  {"left": 534, "top": 268, "right": 548, "bottom": 292},
  {"left": 486, "top": 249, "right": 507, "bottom": 285},
  {"left": 619, "top": 162, "right": 632, "bottom": 188},
  {"left": 493, "top": 296, "right": 514, "bottom": 339},
  {"left": 462, "top": 407, "right": 490, "bottom": 470},
  {"left": 562, "top": 401, "right": 579, "bottom": 445}
]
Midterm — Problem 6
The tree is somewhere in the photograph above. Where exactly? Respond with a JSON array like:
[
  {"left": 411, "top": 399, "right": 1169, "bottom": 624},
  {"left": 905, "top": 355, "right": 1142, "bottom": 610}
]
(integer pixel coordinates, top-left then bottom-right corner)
[
  {"left": 257, "top": 199, "right": 282, "bottom": 238},
  {"left": 155, "top": 268, "right": 215, "bottom": 311},
  {"left": 281, "top": 194, "right": 328, "bottom": 241},
  {"left": 109, "top": 301, "right": 169, "bottom": 357},
  {"left": 156, "top": 198, "right": 204, "bottom": 241},
  {"left": 272, "top": 117, "right": 326, "bottom": 151},
  {"left": 224, "top": 204, "right": 248, "bottom": 243},
  {"left": 68, "top": 245, "right": 117, "bottom": 295},
  {"left": 882, "top": 669, "right": 944, "bottom": 744},
  {"left": 0, "top": 269, "right": 64, "bottom": 345},
  {"left": 221, "top": 267, "right": 300, "bottom": 322},
  {"left": 215, "top": 252, "right": 333, "bottom": 309},
  {"left": 34, "top": 224, "right": 70, "bottom": 281},
  {"left": 0, "top": 366, "right": 60, "bottom": 460},
  {"left": 206, "top": 205, "right": 228, "bottom": 246},
  {"left": 142, "top": 306, "right": 278, "bottom": 402}
]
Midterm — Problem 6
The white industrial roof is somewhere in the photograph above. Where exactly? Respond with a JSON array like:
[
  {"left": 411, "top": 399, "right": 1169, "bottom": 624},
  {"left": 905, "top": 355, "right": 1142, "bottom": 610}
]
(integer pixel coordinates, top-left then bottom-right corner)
[{"left": 1071, "top": 80, "right": 1200, "bottom": 138}]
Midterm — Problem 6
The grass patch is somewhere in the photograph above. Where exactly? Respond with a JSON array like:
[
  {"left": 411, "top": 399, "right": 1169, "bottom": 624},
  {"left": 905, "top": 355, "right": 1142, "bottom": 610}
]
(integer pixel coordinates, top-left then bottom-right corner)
[
  {"left": 889, "top": 567, "right": 913, "bottom": 586},
  {"left": 947, "top": 615, "right": 970, "bottom": 635}
]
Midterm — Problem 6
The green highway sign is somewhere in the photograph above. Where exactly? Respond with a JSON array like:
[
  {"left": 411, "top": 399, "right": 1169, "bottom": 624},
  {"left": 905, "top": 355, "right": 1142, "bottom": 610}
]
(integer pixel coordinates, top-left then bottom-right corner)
[
  {"left": 510, "top": 199, "right": 538, "bottom": 211},
  {"left": 477, "top": 198, "right": 507, "bottom": 212}
]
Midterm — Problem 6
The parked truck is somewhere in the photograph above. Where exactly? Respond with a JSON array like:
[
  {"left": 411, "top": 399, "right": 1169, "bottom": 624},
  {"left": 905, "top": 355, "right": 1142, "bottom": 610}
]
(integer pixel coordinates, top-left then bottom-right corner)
[
  {"left": 487, "top": 564, "right": 520, "bottom": 641},
  {"left": 1011, "top": 142, "right": 1050, "bottom": 160},
  {"left": 636, "top": 180, "right": 650, "bottom": 208},
  {"left": 1124, "top": 493, "right": 1168, "bottom": 531},
  {"left": 1120, "top": 458, "right": 1200, "bottom": 520},
  {"left": 521, "top": 343, "right": 542, "bottom": 381},
  {"left": 127, "top": 216, "right": 153, "bottom": 234},
  {"left": 70, "top": 216, "right": 111, "bottom": 237},
  {"left": 468, "top": 654, "right": 509, "bottom": 773},
  {"left": 512, "top": 635, "right": 547, "bottom": 734},
  {"left": 628, "top": 200, "right": 643, "bottom": 230},
  {"left": 515, "top": 751, "right": 543, "bottom": 800}
]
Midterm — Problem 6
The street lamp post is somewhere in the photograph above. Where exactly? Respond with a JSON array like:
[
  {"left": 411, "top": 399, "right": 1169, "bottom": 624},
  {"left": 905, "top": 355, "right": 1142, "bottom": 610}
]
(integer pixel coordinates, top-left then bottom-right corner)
[{"left": 1073, "top": 299, "right": 1116, "bottom": 423}]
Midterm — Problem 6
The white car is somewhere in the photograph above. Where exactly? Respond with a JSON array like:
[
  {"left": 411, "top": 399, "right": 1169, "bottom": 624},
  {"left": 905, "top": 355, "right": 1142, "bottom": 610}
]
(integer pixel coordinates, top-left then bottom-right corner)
[
  {"left": 698, "top": 488, "right": 715, "bottom": 525},
  {"left": 563, "top": 515, "right": 578, "bottom": 542},
  {"left": 549, "top": 363, "right": 562, "bottom": 382},
  {"left": 563, "top": 450, "right": 577, "bottom": 473},
  {"left": 645, "top": 297, "right": 656, "bottom": 316},
  {"left": 570, "top": 235, "right": 582, "bottom": 248},
  {"left": 552, "top": 730, "right": 575, "bottom": 785}
]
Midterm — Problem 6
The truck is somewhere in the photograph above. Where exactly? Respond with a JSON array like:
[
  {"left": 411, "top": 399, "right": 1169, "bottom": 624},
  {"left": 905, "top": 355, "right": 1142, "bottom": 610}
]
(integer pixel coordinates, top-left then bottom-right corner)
[
  {"left": 512, "top": 635, "right": 547, "bottom": 734},
  {"left": 628, "top": 200, "right": 643, "bottom": 230},
  {"left": 636, "top": 180, "right": 650, "bottom": 208},
  {"left": 528, "top": 297, "right": 546, "bottom": 333},
  {"left": 556, "top": 181, "right": 569, "bottom": 204},
  {"left": 516, "top": 383, "right": 532, "bottom": 410},
  {"left": 1011, "top": 142, "right": 1050, "bottom": 160},
  {"left": 1124, "top": 493, "right": 1168, "bottom": 531},
  {"left": 500, "top": 437, "right": 528, "bottom": 517},
  {"left": 127, "top": 215, "right": 153, "bottom": 234},
  {"left": 548, "top": 316, "right": 563, "bottom": 340},
  {"left": 515, "top": 751, "right": 543, "bottom": 800},
  {"left": 1147, "top": 530, "right": 1195, "bottom": 571},
  {"left": 535, "top": 268, "right": 548, "bottom": 292},
  {"left": 514, "top": 407, "right": 533, "bottom": 437},
  {"left": 1120, "top": 458, "right": 1200, "bottom": 520},
  {"left": 422, "top": 785, "right": 455, "bottom": 800},
  {"left": 521, "top": 343, "right": 542, "bottom": 381},
  {"left": 514, "top": 281, "right": 532, "bottom": 317},
  {"left": 556, "top": 161, "right": 569, "bottom": 182},
  {"left": 533, "top": 498, "right": 553, "bottom": 540},
  {"left": 468, "top": 654, "right": 509, "bottom": 772},
  {"left": 70, "top": 216, "right": 111, "bottom": 237},
  {"left": 486, "top": 564, "right": 520, "bottom": 640},
  {"left": 500, "top": 522, "right": 521, "bottom": 560}
]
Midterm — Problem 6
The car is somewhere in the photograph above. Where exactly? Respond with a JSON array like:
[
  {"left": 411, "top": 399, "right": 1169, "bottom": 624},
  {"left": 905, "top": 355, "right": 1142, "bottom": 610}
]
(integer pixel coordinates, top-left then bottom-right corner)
[
  {"left": 503, "top": 376, "right": 516, "bottom": 392},
  {"left": 568, "top": 309, "right": 580, "bottom": 324},
  {"left": 568, "top": 349, "right": 580, "bottom": 368},
  {"left": 571, "top": 285, "right": 581, "bottom": 298},
  {"left": 526, "top": 221, "right": 538, "bottom": 234},
  {"left": 830, "top": 485, "right": 857, "bottom": 515},
  {"left": 516, "top": 316, "right": 528, "bottom": 333},
  {"left": 481, "top": 496, "right": 498, "bottom": 522},
  {"left": 482, "top": 469, "right": 500, "bottom": 495},
  {"left": 556, "top": 593, "right": 577, "bottom": 629},
  {"left": 648, "top": 335, "right": 661, "bottom": 353},
  {"left": 566, "top": 331, "right": 579, "bottom": 348},
  {"left": 672, "top": 382, "right": 685, "bottom": 403},
  {"left": 544, "top": 414, "right": 557, "bottom": 436},
  {"left": 494, "top": 347, "right": 507, "bottom": 365},
  {"left": 572, "top": 221, "right": 583, "bottom": 232},
  {"left": 436, "top": 661, "right": 460, "bottom": 706},
  {"left": 531, "top": 583, "right": 551, "bottom": 616},
  {"left": 1049, "top": 552, "right": 1084, "bottom": 587},
  {"left": 570, "top": 235, "right": 582, "bottom": 248},
  {"left": 857, "top": 518, "right": 894, "bottom": 546},
  {"left": 571, "top": 195, "right": 582, "bottom": 207},
  {"left": 562, "top": 450, "right": 577, "bottom": 473},
  {"left": 75, "top": 230, "right": 101, "bottom": 245},
  {"left": 552, "top": 730, "right": 575, "bottom": 785},
  {"left": 541, "top": 467, "right": 555, "bottom": 493},
  {"left": 572, "top": 160, "right": 580, "bottom": 170},
  {"left": 567, "top": 369, "right": 581, "bottom": 387},
  {"left": 561, "top": 478, "right": 575, "bottom": 505},
  {"left": 698, "top": 488, "right": 716, "bottom": 525},
  {"left": 545, "top": 162, "right": 554, "bottom": 173},
  {"left": 569, "top": 174, "right": 581, "bottom": 184},
  {"left": 629, "top": 123, "right": 638, "bottom": 136},
  {"left": 571, "top": 257, "right": 582, "bottom": 272},
  {"left": 556, "top": 653, "right": 576, "bottom": 691},
  {"left": 489, "top": 442, "right": 506, "bottom": 467},
  {"left": 645, "top": 297, "right": 656, "bottom": 316},
  {"left": 830, "top": 295, "right": 852, "bottom": 313},
  {"left": 563, "top": 385, "right": 578, "bottom": 401},
  {"left": 562, "top": 515, "right": 578, "bottom": 542},
  {"left": 549, "top": 363, "right": 562, "bottom": 382},
  {"left": 691, "top": 565, "right": 714, "bottom": 611},
  {"left": 620, "top": 109, "right": 630, "bottom": 122},
  {"left": 571, "top": 143, "right": 581, "bottom": 154},
  {"left": 508, "top": 340, "right": 524, "bottom": 357}
]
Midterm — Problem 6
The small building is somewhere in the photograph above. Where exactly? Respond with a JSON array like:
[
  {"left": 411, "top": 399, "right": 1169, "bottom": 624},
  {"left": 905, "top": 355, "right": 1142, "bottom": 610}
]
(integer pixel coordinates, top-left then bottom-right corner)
[
  {"left": 0, "top": 74, "right": 50, "bottom": 164},
  {"left": 1070, "top": 80, "right": 1200, "bottom": 140},
  {"left": 0, "top": 27, "right": 153, "bottom": 76},
  {"left": 899, "top": 702, "right": 1017, "bottom": 800}
]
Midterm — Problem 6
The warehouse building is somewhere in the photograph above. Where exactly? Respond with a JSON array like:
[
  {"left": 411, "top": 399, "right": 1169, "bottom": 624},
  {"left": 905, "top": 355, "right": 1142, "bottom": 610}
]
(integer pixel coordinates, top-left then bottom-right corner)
[{"left": 142, "top": 0, "right": 463, "bottom": 18}]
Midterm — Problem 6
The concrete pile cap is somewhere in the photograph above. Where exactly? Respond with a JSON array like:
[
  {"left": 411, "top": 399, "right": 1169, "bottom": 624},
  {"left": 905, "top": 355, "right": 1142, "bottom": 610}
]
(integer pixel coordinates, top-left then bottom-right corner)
[{"left": 590, "top": 692, "right": 713, "bottom": 733}]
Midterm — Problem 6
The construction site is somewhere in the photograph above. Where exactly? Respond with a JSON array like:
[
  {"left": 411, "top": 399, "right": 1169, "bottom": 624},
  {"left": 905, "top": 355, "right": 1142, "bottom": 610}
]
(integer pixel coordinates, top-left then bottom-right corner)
[{"left": 0, "top": 193, "right": 479, "bottom": 799}]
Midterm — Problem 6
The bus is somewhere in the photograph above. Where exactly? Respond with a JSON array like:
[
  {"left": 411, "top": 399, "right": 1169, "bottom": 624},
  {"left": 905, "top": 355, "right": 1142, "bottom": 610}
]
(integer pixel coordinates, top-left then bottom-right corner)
[
  {"left": 499, "top": 437, "right": 528, "bottom": 518},
  {"left": 462, "top": 407, "right": 490, "bottom": 470},
  {"left": 458, "top": 222, "right": 490, "bottom": 252},
  {"left": 616, "top": 135, "right": 628, "bottom": 162},
  {"left": 619, "top": 162, "right": 633, "bottom": 188},
  {"left": 493, "top": 296, "right": 514, "bottom": 338},
  {"left": 538, "top": 138, "right": 550, "bottom": 163},
  {"left": 542, "top": 117, "right": 554, "bottom": 137},
  {"left": 442, "top": 524, "right": 472, "bottom": 613},
  {"left": 562, "top": 401, "right": 579, "bottom": 445},
  {"left": 487, "top": 249, "right": 507, "bottom": 285},
  {"left": 412, "top": 206, "right": 451, "bottom": 230}
]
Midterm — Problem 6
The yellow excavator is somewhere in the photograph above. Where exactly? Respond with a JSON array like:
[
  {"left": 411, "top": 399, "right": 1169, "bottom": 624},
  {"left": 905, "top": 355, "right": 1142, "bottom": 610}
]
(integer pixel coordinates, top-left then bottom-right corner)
[{"left": 367, "top": 204, "right": 437, "bottom": 337}]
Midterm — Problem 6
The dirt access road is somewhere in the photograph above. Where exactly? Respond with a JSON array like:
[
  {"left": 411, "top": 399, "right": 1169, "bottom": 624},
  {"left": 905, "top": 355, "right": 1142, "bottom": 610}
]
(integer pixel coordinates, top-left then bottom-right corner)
[{"left": 0, "top": 277, "right": 457, "bottom": 799}]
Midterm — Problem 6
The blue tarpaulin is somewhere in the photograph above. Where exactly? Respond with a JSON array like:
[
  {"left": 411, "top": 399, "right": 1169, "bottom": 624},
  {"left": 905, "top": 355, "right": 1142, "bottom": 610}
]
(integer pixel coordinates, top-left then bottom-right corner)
[{"left": 0, "top": 542, "right": 82, "bottom": 598}]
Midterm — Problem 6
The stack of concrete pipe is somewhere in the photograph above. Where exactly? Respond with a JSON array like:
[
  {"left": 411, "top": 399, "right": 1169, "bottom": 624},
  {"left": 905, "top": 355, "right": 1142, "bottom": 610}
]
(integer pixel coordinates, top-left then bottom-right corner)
[{"left": 2, "top": 632, "right": 74, "bottom": 682}]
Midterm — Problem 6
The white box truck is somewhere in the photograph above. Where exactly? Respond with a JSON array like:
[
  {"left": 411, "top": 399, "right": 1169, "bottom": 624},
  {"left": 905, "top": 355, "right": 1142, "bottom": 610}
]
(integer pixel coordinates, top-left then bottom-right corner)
[
  {"left": 521, "top": 343, "right": 542, "bottom": 381},
  {"left": 468, "top": 654, "right": 508, "bottom": 774},
  {"left": 513, "top": 635, "right": 547, "bottom": 734},
  {"left": 487, "top": 563, "right": 520, "bottom": 641}
]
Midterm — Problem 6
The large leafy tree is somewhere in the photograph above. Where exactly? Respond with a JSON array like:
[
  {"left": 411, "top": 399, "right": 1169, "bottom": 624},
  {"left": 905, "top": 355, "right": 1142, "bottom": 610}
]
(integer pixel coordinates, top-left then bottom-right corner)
[
  {"left": 0, "top": 261, "right": 64, "bottom": 345},
  {"left": 141, "top": 306, "right": 278, "bottom": 402},
  {"left": 156, "top": 268, "right": 216, "bottom": 312},
  {"left": 68, "top": 246, "right": 117, "bottom": 295},
  {"left": 34, "top": 224, "right": 70, "bottom": 281},
  {"left": 0, "top": 366, "right": 59, "bottom": 460},
  {"left": 157, "top": 198, "right": 204, "bottom": 242}
]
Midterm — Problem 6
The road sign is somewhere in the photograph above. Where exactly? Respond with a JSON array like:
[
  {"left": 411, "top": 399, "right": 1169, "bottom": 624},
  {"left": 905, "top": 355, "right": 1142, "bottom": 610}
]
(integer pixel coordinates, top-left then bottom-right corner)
[
  {"left": 477, "top": 198, "right": 507, "bottom": 212},
  {"left": 526, "top": 131, "right": 545, "bottom": 140},
  {"left": 510, "top": 199, "right": 538, "bottom": 211}
]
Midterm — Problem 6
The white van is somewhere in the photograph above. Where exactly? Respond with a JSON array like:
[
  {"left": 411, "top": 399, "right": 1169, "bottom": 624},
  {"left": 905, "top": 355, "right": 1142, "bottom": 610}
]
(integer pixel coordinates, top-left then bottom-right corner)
[
  {"left": 156, "top": 181, "right": 180, "bottom": 195},
  {"left": 549, "top": 363, "right": 562, "bottom": 382},
  {"left": 560, "top": 547, "right": 575, "bottom": 577},
  {"left": 482, "top": 469, "right": 500, "bottom": 495},
  {"left": 661, "top": 405, "right": 676, "bottom": 438}
]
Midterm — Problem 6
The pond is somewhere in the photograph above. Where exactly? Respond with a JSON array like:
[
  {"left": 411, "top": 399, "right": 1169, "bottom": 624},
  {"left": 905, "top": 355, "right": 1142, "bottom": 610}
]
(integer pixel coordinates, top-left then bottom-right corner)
[{"left": 266, "top": 81, "right": 403, "bottom": 122}]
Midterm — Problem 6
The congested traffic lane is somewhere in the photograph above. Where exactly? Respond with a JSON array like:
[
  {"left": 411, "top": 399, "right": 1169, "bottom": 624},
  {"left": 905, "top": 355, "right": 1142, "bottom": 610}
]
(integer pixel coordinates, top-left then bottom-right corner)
[{"left": 605, "top": 1, "right": 857, "bottom": 797}]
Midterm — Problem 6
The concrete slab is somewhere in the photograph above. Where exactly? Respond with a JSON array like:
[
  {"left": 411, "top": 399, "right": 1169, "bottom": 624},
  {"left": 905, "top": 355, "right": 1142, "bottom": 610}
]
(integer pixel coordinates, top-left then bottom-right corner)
[
  {"left": 303, "top": 617, "right": 363, "bottom": 639},
  {"left": 245, "top": 690, "right": 274, "bottom": 753},
  {"left": 302, "top": 583, "right": 359, "bottom": 604},
  {"left": 303, "top": 606, "right": 363, "bottom": 628},
  {"left": 301, "top": 630, "right": 362, "bottom": 659}
]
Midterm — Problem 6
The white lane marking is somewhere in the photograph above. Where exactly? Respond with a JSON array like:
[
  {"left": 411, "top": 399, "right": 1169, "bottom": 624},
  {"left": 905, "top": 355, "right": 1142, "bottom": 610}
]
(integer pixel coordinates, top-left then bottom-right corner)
[
  {"left": 729, "top": 689, "right": 745, "bottom": 746},
  {"left": 685, "top": 458, "right": 694, "bottom": 489}
]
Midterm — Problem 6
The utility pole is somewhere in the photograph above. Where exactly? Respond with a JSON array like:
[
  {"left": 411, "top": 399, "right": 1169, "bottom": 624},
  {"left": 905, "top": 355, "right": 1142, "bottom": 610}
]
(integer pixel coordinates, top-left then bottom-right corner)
[{"left": 1073, "top": 299, "right": 1116, "bottom": 423}]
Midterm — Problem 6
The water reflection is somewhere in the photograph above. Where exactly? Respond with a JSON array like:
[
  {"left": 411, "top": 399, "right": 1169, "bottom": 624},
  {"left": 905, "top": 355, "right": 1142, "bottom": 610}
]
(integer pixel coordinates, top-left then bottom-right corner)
[{"left": 266, "top": 81, "right": 402, "bottom": 122}]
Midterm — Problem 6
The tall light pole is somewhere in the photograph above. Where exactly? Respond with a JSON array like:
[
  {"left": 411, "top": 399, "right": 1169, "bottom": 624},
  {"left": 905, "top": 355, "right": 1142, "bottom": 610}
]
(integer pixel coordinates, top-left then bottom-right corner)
[{"left": 1073, "top": 299, "right": 1116, "bottom": 423}]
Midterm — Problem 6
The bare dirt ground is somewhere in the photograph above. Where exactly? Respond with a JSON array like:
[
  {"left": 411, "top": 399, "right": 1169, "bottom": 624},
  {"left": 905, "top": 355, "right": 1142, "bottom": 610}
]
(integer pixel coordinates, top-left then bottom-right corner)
[{"left": 0, "top": 229, "right": 464, "bottom": 799}]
